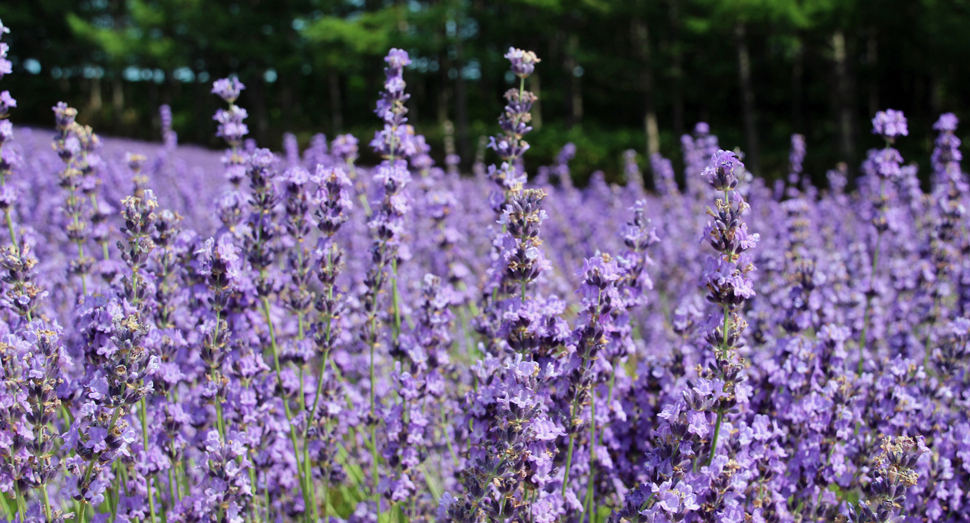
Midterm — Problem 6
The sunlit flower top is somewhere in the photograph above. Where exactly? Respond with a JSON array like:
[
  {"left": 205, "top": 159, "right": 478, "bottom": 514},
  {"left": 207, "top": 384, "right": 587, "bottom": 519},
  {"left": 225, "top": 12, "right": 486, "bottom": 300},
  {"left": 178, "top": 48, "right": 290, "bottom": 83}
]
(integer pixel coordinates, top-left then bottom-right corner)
[
  {"left": 505, "top": 48, "right": 541, "bottom": 78},
  {"left": 871, "top": 109, "right": 908, "bottom": 139},
  {"left": 211, "top": 77, "right": 246, "bottom": 104}
]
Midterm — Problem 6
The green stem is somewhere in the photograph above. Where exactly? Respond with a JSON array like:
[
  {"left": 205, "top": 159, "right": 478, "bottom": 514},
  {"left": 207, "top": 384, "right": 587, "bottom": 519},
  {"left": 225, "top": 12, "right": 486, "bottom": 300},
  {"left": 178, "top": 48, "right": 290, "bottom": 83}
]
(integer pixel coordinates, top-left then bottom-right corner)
[
  {"left": 391, "top": 259, "right": 401, "bottom": 343},
  {"left": 298, "top": 365, "right": 320, "bottom": 523},
  {"left": 720, "top": 305, "right": 730, "bottom": 355},
  {"left": 561, "top": 434, "right": 577, "bottom": 497},
  {"left": 264, "top": 477, "right": 271, "bottom": 522},
  {"left": 69, "top": 189, "right": 88, "bottom": 295},
  {"left": 584, "top": 388, "right": 597, "bottom": 523},
  {"left": 364, "top": 242, "right": 389, "bottom": 522},
  {"left": 167, "top": 465, "right": 177, "bottom": 507},
  {"left": 262, "top": 296, "right": 313, "bottom": 523},
  {"left": 0, "top": 490, "right": 11, "bottom": 521},
  {"left": 139, "top": 398, "right": 159, "bottom": 523},
  {"left": 13, "top": 481, "right": 25, "bottom": 521},
  {"left": 81, "top": 407, "right": 123, "bottom": 489},
  {"left": 297, "top": 247, "right": 306, "bottom": 340},
  {"left": 370, "top": 423, "right": 381, "bottom": 520},
  {"left": 4, "top": 208, "right": 18, "bottom": 256},
  {"left": 215, "top": 399, "right": 226, "bottom": 440},
  {"left": 210, "top": 308, "right": 227, "bottom": 441},
  {"left": 248, "top": 465, "right": 259, "bottom": 523},
  {"left": 307, "top": 249, "right": 336, "bottom": 438},
  {"left": 707, "top": 410, "right": 724, "bottom": 466},
  {"left": 590, "top": 373, "right": 618, "bottom": 521}
]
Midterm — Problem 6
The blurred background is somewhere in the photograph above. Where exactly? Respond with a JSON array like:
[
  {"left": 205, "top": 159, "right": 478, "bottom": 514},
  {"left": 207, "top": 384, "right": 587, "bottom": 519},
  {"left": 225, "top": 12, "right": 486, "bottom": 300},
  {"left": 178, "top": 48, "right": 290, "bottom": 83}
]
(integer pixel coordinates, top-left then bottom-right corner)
[{"left": 0, "top": 0, "right": 967, "bottom": 186}]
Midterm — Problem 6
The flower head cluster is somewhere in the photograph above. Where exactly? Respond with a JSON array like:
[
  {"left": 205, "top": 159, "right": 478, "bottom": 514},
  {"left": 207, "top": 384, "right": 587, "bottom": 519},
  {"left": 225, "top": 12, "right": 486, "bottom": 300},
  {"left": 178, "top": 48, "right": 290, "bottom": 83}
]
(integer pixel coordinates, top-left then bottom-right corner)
[
  {"left": 312, "top": 166, "right": 353, "bottom": 237},
  {"left": 931, "top": 113, "right": 963, "bottom": 190},
  {"left": 117, "top": 189, "right": 158, "bottom": 305},
  {"left": 505, "top": 48, "right": 541, "bottom": 78},
  {"left": 51, "top": 102, "right": 100, "bottom": 287},
  {"left": 331, "top": 134, "right": 359, "bottom": 165},
  {"left": 681, "top": 122, "right": 720, "bottom": 194},
  {"left": 702, "top": 152, "right": 758, "bottom": 348},
  {"left": 498, "top": 185, "right": 550, "bottom": 287},
  {"left": 871, "top": 108, "right": 908, "bottom": 140},
  {"left": 382, "top": 274, "right": 454, "bottom": 503},
  {"left": 789, "top": 133, "right": 806, "bottom": 187},
  {"left": 368, "top": 160, "right": 411, "bottom": 248},
  {"left": 702, "top": 150, "right": 744, "bottom": 192},
  {"left": 200, "top": 430, "right": 253, "bottom": 522},
  {"left": 212, "top": 77, "right": 249, "bottom": 186},
  {"left": 650, "top": 152, "right": 678, "bottom": 196},
  {"left": 372, "top": 49, "right": 417, "bottom": 160},
  {"left": 0, "top": 22, "right": 10, "bottom": 82},
  {"left": 618, "top": 200, "right": 660, "bottom": 306},
  {"left": 160, "top": 104, "right": 177, "bottom": 150},
  {"left": 311, "top": 166, "right": 353, "bottom": 362},
  {"left": 211, "top": 77, "right": 245, "bottom": 104},
  {"left": 485, "top": 49, "right": 540, "bottom": 205},
  {"left": 840, "top": 436, "right": 926, "bottom": 523},
  {"left": 861, "top": 110, "right": 910, "bottom": 250},
  {"left": 444, "top": 357, "right": 563, "bottom": 522}
]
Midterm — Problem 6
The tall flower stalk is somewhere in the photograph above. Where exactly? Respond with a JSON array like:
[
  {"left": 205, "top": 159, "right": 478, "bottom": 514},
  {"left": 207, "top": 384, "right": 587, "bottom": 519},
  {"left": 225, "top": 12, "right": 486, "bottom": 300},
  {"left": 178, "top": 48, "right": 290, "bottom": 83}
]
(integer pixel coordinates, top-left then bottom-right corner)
[
  {"left": 363, "top": 48, "right": 416, "bottom": 518},
  {"left": 52, "top": 103, "right": 94, "bottom": 295},
  {"left": 699, "top": 150, "right": 758, "bottom": 463},
  {"left": 858, "top": 109, "right": 907, "bottom": 374}
]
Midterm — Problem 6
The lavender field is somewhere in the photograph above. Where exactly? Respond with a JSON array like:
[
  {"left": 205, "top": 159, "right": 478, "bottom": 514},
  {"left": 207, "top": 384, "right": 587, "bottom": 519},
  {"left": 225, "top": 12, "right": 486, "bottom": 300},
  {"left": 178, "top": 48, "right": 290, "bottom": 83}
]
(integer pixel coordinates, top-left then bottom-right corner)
[{"left": 0, "top": 20, "right": 968, "bottom": 523}]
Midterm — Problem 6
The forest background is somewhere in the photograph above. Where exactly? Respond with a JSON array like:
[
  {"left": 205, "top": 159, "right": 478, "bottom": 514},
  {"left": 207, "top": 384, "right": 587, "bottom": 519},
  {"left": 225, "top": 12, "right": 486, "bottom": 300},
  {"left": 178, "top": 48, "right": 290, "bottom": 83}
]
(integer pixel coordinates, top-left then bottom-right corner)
[{"left": 1, "top": 0, "right": 967, "bottom": 186}]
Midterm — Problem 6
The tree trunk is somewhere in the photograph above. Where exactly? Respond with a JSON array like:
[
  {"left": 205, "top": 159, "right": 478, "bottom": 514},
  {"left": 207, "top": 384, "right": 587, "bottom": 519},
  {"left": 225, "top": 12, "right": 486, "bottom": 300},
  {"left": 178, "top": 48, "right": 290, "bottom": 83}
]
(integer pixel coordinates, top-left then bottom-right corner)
[
  {"left": 832, "top": 29, "right": 855, "bottom": 165},
  {"left": 112, "top": 73, "right": 124, "bottom": 134},
  {"left": 668, "top": 0, "right": 684, "bottom": 139},
  {"left": 437, "top": 54, "right": 451, "bottom": 126},
  {"left": 453, "top": 39, "right": 471, "bottom": 168},
  {"left": 565, "top": 33, "right": 583, "bottom": 128},
  {"left": 193, "top": 65, "right": 206, "bottom": 143},
  {"left": 328, "top": 70, "right": 343, "bottom": 134},
  {"left": 867, "top": 28, "right": 879, "bottom": 118},
  {"left": 148, "top": 76, "right": 160, "bottom": 139},
  {"left": 408, "top": 68, "right": 421, "bottom": 126},
  {"left": 281, "top": 72, "right": 294, "bottom": 133},
  {"left": 633, "top": 17, "right": 660, "bottom": 156},
  {"left": 735, "top": 23, "right": 760, "bottom": 176},
  {"left": 90, "top": 76, "right": 103, "bottom": 114},
  {"left": 249, "top": 75, "right": 269, "bottom": 146},
  {"left": 792, "top": 38, "right": 803, "bottom": 133}
]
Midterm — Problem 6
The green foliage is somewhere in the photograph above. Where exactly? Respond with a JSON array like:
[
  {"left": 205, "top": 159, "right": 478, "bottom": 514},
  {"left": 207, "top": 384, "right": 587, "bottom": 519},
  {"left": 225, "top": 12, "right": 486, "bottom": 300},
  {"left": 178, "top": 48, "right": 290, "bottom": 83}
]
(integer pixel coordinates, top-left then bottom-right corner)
[{"left": 0, "top": 0, "right": 966, "bottom": 184}]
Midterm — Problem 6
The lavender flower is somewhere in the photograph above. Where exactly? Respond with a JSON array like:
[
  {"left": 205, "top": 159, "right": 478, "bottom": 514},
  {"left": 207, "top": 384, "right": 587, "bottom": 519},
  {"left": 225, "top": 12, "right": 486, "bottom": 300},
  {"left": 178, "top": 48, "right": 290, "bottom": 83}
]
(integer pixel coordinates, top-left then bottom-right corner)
[
  {"left": 159, "top": 104, "right": 177, "bottom": 150},
  {"left": 0, "top": 32, "right": 964, "bottom": 523},
  {"left": 371, "top": 49, "right": 416, "bottom": 160},
  {"left": 789, "top": 133, "right": 806, "bottom": 187},
  {"left": 505, "top": 48, "right": 541, "bottom": 78},
  {"left": 931, "top": 113, "right": 963, "bottom": 190},
  {"left": 212, "top": 78, "right": 249, "bottom": 188},
  {"left": 0, "top": 91, "right": 15, "bottom": 119},
  {"left": 211, "top": 77, "right": 245, "bottom": 104},
  {"left": 650, "top": 152, "right": 678, "bottom": 196},
  {"left": 0, "top": 23, "right": 10, "bottom": 81},
  {"left": 485, "top": 49, "right": 540, "bottom": 208},
  {"left": 871, "top": 108, "right": 909, "bottom": 140}
]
